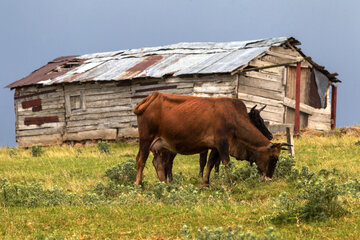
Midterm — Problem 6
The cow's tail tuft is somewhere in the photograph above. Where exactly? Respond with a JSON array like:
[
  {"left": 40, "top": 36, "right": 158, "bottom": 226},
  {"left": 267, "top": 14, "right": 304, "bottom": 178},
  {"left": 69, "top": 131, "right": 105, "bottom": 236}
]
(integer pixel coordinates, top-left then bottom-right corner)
[{"left": 133, "top": 91, "right": 160, "bottom": 115}]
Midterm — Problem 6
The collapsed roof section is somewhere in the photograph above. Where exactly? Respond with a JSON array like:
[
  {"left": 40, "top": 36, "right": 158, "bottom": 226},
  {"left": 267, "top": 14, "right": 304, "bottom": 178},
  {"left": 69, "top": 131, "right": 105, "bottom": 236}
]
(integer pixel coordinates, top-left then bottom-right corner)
[{"left": 6, "top": 37, "right": 340, "bottom": 89}]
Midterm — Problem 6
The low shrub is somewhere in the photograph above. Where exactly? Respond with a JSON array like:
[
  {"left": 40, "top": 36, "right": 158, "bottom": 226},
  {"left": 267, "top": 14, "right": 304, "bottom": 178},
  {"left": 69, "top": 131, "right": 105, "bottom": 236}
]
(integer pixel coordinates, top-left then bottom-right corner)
[
  {"left": 273, "top": 155, "right": 296, "bottom": 179},
  {"left": 272, "top": 168, "right": 347, "bottom": 223},
  {"left": 8, "top": 148, "right": 16, "bottom": 157},
  {"left": 97, "top": 141, "right": 111, "bottom": 154},
  {"left": 217, "top": 161, "right": 260, "bottom": 186},
  {"left": 179, "top": 225, "right": 281, "bottom": 240},
  {"left": 0, "top": 178, "right": 76, "bottom": 207},
  {"left": 104, "top": 159, "right": 137, "bottom": 186},
  {"left": 31, "top": 144, "right": 43, "bottom": 157}
]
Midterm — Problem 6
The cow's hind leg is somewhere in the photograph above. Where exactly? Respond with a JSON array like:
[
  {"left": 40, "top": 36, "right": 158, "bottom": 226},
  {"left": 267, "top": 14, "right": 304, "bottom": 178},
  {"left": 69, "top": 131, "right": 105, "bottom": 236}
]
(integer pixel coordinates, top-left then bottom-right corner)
[
  {"left": 202, "top": 149, "right": 219, "bottom": 187},
  {"left": 135, "top": 139, "right": 152, "bottom": 186},
  {"left": 216, "top": 139, "right": 232, "bottom": 185},
  {"left": 199, "top": 150, "right": 208, "bottom": 178}
]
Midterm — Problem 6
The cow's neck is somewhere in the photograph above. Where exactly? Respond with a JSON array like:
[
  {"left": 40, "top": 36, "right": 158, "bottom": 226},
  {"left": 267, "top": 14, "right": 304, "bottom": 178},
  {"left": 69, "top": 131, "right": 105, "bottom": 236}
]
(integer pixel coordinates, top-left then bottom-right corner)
[{"left": 229, "top": 134, "right": 269, "bottom": 161}]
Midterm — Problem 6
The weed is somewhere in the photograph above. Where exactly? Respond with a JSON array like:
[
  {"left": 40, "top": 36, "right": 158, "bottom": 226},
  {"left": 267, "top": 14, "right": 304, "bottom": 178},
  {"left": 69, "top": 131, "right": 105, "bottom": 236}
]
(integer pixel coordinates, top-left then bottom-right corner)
[
  {"left": 31, "top": 144, "right": 43, "bottom": 157},
  {"left": 8, "top": 148, "right": 16, "bottom": 157},
  {"left": 0, "top": 178, "right": 75, "bottom": 207},
  {"left": 104, "top": 159, "right": 137, "bottom": 186},
  {"left": 98, "top": 141, "right": 111, "bottom": 154},
  {"left": 273, "top": 155, "right": 296, "bottom": 179},
  {"left": 217, "top": 161, "right": 260, "bottom": 186},
  {"left": 272, "top": 168, "right": 347, "bottom": 223}
]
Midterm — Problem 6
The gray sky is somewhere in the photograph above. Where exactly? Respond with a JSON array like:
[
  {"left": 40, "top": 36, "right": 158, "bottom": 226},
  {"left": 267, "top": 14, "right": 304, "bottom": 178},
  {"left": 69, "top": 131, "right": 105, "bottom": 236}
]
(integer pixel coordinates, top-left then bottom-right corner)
[{"left": 1, "top": 0, "right": 359, "bottom": 147}]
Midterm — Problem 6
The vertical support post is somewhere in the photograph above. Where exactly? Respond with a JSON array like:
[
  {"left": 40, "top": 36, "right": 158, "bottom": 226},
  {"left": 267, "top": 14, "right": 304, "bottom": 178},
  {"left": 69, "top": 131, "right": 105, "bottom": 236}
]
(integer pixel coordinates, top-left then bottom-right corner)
[
  {"left": 331, "top": 85, "right": 337, "bottom": 129},
  {"left": 294, "top": 63, "right": 301, "bottom": 136},
  {"left": 286, "top": 126, "right": 295, "bottom": 156}
]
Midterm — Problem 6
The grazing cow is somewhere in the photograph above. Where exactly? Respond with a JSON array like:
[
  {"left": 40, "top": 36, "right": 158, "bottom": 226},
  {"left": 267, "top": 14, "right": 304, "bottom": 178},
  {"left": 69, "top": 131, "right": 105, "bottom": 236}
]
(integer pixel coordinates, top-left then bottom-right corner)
[
  {"left": 134, "top": 91, "right": 290, "bottom": 187},
  {"left": 197, "top": 104, "right": 273, "bottom": 178},
  {"left": 157, "top": 104, "right": 274, "bottom": 182}
]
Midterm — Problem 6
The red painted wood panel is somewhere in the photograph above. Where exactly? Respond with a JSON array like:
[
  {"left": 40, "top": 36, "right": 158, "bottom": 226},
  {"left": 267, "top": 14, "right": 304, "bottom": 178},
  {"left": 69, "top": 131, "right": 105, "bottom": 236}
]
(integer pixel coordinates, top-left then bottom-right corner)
[
  {"left": 24, "top": 116, "right": 59, "bottom": 126},
  {"left": 22, "top": 99, "right": 41, "bottom": 109}
]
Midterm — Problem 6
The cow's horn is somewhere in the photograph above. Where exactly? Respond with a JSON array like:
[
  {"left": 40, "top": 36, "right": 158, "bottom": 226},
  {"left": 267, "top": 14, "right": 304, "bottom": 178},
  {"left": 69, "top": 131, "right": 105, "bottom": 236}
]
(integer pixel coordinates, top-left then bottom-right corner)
[
  {"left": 281, "top": 142, "right": 293, "bottom": 147},
  {"left": 259, "top": 105, "right": 267, "bottom": 112},
  {"left": 250, "top": 105, "right": 257, "bottom": 112}
]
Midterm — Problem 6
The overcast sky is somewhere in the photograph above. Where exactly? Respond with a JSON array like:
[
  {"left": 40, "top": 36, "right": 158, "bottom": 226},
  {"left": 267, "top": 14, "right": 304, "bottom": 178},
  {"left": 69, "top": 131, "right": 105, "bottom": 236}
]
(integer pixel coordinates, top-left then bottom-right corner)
[{"left": 1, "top": 0, "right": 359, "bottom": 147}]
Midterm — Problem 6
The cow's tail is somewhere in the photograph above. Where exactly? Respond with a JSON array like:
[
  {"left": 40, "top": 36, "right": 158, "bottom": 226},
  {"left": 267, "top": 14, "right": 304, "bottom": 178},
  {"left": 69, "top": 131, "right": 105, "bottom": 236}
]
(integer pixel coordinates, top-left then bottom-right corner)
[{"left": 133, "top": 91, "right": 160, "bottom": 115}]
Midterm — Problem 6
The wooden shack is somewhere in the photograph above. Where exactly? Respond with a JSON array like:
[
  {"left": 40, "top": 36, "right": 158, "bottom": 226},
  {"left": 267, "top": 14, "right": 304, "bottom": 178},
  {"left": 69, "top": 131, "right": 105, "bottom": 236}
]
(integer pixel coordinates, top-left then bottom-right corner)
[{"left": 6, "top": 37, "right": 340, "bottom": 147}]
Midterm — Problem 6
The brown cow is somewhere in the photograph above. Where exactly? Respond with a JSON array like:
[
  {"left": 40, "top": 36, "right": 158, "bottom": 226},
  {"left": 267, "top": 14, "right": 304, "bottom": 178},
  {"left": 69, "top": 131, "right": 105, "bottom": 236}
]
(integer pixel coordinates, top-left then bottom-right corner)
[
  {"left": 134, "top": 91, "right": 290, "bottom": 187},
  {"left": 197, "top": 104, "right": 274, "bottom": 178},
  {"left": 155, "top": 104, "right": 274, "bottom": 182}
]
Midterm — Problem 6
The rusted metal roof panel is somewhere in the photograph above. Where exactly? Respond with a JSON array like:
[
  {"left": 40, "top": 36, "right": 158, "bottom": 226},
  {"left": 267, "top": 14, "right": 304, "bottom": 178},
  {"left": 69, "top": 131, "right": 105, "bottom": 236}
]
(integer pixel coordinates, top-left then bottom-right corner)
[{"left": 7, "top": 37, "right": 339, "bottom": 88}]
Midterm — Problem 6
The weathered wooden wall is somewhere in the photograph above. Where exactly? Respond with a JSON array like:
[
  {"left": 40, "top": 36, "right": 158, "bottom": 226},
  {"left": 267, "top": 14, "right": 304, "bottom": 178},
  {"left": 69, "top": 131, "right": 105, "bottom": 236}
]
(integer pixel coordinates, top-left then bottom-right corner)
[{"left": 14, "top": 85, "right": 65, "bottom": 147}]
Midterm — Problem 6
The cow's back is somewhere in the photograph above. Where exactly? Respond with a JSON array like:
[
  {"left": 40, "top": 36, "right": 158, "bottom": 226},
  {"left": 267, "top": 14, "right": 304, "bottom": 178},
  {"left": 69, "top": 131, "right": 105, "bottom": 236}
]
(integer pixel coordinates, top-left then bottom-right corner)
[{"left": 134, "top": 92, "right": 253, "bottom": 154}]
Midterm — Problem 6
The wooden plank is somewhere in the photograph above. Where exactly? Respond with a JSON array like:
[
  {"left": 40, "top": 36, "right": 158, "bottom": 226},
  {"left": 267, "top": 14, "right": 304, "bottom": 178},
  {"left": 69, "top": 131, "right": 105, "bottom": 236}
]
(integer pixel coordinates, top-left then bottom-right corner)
[
  {"left": 21, "top": 99, "right": 41, "bottom": 109},
  {"left": 238, "top": 75, "right": 283, "bottom": 92},
  {"left": 307, "top": 121, "right": 331, "bottom": 131},
  {"left": 24, "top": 116, "right": 59, "bottom": 126},
  {"left": 17, "top": 134, "right": 63, "bottom": 147},
  {"left": 117, "top": 127, "right": 139, "bottom": 138},
  {"left": 261, "top": 54, "right": 297, "bottom": 65},
  {"left": 193, "top": 85, "right": 236, "bottom": 94},
  {"left": 85, "top": 93, "right": 131, "bottom": 103},
  {"left": 85, "top": 99, "right": 132, "bottom": 108},
  {"left": 238, "top": 93, "right": 283, "bottom": 107},
  {"left": 308, "top": 113, "right": 331, "bottom": 123},
  {"left": 15, "top": 89, "right": 57, "bottom": 100},
  {"left": 66, "top": 116, "right": 136, "bottom": 128},
  {"left": 18, "top": 108, "right": 65, "bottom": 117},
  {"left": 237, "top": 85, "right": 284, "bottom": 101},
  {"left": 17, "top": 122, "right": 65, "bottom": 131},
  {"left": 17, "top": 126, "right": 64, "bottom": 137},
  {"left": 69, "top": 106, "right": 133, "bottom": 116},
  {"left": 65, "top": 122, "right": 132, "bottom": 133},
  {"left": 243, "top": 71, "right": 282, "bottom": 82},
  {"left": 68, "top": 111, "right": 134, "bottom": 121},
  {"left": 64, "top": 129, "right": 117, "bottom": 141},
  {"left": 131, "top": 88, "right": 193, "bottom": 98},
  {"left": 283, "top": 97, "right": 313, "bottom": 115},
  {"left": 269, "top": 46, "right": 300, "bottom": 58},
  {"left": 265, "top": 49, "right": 300, "bottom": 61}
]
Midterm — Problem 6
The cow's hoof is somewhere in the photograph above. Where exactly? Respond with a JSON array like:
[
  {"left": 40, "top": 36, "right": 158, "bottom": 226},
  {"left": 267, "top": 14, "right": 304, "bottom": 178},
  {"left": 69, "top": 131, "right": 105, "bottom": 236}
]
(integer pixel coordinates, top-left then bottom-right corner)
[{"left": 202, "top": 183, "right": 210, "bottom": 188}]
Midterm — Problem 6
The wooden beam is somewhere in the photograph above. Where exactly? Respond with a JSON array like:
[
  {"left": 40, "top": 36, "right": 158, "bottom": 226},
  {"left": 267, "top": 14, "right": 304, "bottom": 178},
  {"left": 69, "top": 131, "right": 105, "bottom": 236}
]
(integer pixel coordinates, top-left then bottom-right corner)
[
  {"left": 294, "top": 63, "right": 301, "bottom": 136},
  {"left": 235, "top": 59, "right": 305, "bottom": 75},
  {"left": 331, "top": 85, "right": 337, "bottom": 129},
  {"left": 286, "top": 126, "right": 295, "bottom": 156}
]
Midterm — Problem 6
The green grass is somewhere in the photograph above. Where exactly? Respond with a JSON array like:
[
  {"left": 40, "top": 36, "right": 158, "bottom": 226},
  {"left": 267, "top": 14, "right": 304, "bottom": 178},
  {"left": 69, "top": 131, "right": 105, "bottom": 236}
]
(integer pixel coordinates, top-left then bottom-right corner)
[{"left": 1, "top": 134, "right": 360, "bottom": 239}]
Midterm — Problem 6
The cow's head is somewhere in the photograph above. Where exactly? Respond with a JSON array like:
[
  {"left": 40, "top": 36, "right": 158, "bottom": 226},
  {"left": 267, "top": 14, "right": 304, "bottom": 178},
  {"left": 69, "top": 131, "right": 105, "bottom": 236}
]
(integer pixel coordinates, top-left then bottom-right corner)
[
  {"left": 248, "top": 105, "right": 273, "bottom": 140},
  {"left": 253, "top": 142, "right": 292, "bottom": 181}
]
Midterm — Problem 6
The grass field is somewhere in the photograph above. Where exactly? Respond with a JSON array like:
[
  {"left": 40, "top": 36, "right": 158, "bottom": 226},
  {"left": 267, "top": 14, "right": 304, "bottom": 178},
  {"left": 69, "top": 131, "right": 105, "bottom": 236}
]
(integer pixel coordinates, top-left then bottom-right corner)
[{"left": 1, "top": 130, "right": 360, "bottom": 239}]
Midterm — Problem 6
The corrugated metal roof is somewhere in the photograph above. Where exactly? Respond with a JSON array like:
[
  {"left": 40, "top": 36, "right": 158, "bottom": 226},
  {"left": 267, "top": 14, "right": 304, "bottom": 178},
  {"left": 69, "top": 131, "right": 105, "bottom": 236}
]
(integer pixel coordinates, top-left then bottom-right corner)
[{"left": 6, "top": 37, "right": 340, "bottom": 88}]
